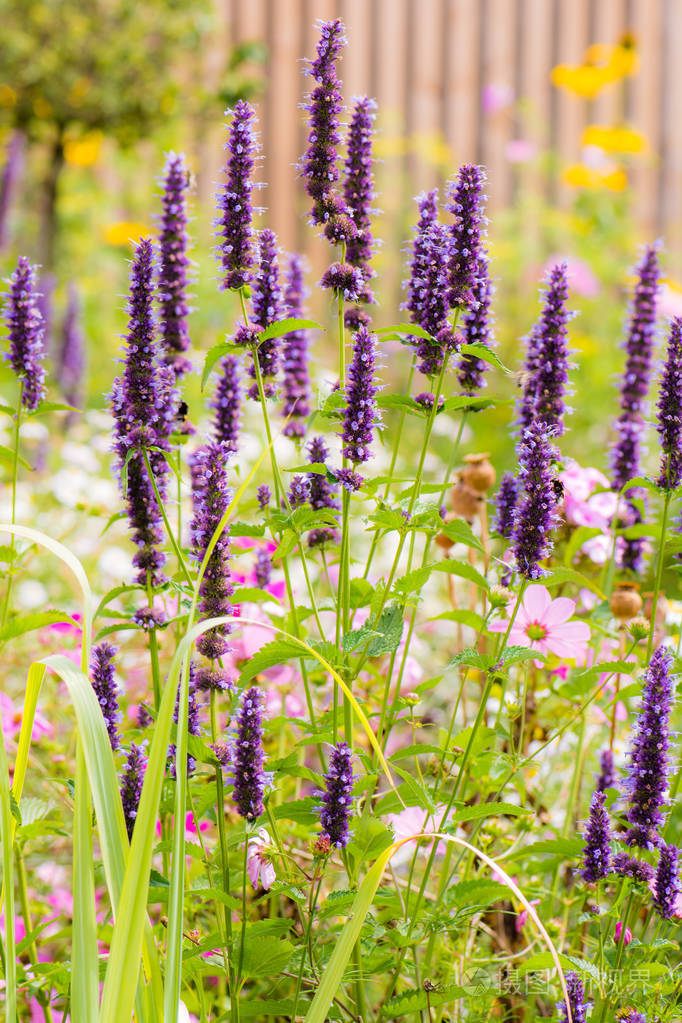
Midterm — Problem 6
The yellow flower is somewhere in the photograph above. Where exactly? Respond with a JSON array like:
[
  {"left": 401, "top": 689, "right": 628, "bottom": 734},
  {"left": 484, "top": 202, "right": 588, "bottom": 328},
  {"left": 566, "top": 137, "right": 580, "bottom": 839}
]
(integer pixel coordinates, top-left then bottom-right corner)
[
  {"left": 103, "top": 221, "right": 151, "bottom": 247},
  {"left": 552, "top": 38, "right": 639, "bottom": 98},
  {"left": 64, "top": 132, "right": 103, "bottom": 167},
  {"left": 0, "top": 84, "right": 16, "bottom": 108},
  {"left": 562, "top": 163, "right": 627, "bottom": 191},
  {"left": 582, "top": 124, "right": 647, "bottom": 154},
  {"left": 551, "top": 64, "right": 612, "bottom": 99}
]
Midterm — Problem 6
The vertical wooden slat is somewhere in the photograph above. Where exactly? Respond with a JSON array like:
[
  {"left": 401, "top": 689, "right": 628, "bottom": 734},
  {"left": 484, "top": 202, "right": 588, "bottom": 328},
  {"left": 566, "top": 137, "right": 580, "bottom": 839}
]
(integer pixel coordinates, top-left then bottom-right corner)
[
  {"left": 657, "top": 0, "right": 682, "bottom": 259},
  {"left": 264, "top": 0, "right": 302, "bottom": 252},
  {"left": 479, "top": 0, "right": 517, "bottom": 210},
  {"left": 520, "top": 0, "right": 554, "bottom": 204},
  {"left": 408, "top": 0, "right": 444, "bottom": 193},
  {"left": 445, "top": 0, "right": 481, "bottom": 167},
  {"left": 553, "top": 0, "right": 590, "bottom": 205},
  {"left": 628, "top": 0, "right": 662, "bottom": 238},
  {"left": 590, "top": 0, "right": 627, "bottom": 128}
]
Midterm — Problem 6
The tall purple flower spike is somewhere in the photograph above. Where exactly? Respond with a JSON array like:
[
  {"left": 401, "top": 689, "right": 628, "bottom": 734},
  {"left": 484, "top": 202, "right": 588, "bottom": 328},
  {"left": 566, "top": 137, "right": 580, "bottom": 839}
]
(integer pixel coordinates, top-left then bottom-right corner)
[
  {"left": 121, "top": 742, "right": 147, "bottom": 839},
  {"left": 212, "top": 354, "right": 241, "bottom": 454},
  {"left": 4, "top": 256, "right": 46, "bottom": 411},
  {"left": 190, "top": 441, "right": 234, "bottom": 663},
  {"left": 656, "top": 317, "right": 682, "bottom": 489},
  {"left": 216, "top": 100, "right": 258, "bottom": 292},
  {"left": 446, "top": 164, "right": 487, "bottom": 309},
  {"left": 516, "top": 323, "right": 542, "bottom": 435},
  {"left": 344, "top": 96, "right": 377, "bottom": 326},
  {"left": 306, "top": 435, "right": 340, "bottom": 548},
  {"left": 458, "top": 254, "right": 495, "bottom": 395},
  {"left": 281, "top": 253, "right": 311, "bottom": 437},
  {"left": 57, "top": 282, "right": 86, "bottom": 413},
  {"left": 90, "top": 642, "right": 121, "bottom": 752},
  {"left": 581, "top": 789, "right": 612, "bottom": 882},
  {"left": 318, "top": 742, "right": 354, "bottom": 847},
  {"left": 512, "top": 420, "right": 558, "bottom": 579},
  {"left": 169, "top": 661, "right": 201, "bottom": 779},
  {"left": 596, "top": 748, "right": 615, "bottom": 792},
  {"left": 528, "top": 263, "right": 572, "bottom": 436},
  {"left": 110, "top": 238, "right": 177, "bottom": 587},
  {"left": 404, "top": 191, "right": 454, "bottom": 377},
  {"left": 653, "top": 843, "right": 680, "bottom": 919},
  {"left": 231, "top": 686, "right": 267, "bottom": 821},
  {"left": 624, "top": 644, "right": 675, "bottom": 850},
  {"left": 158, "top": 151, "right": 192, "bottom": 376},
  {"left": 301, "top": 19, "right": 355, "bottom": 245},
  {"left": 248, "top": 229, "right": 284, "bottom": 399},
  {"left": 493, "top": 472, "right": 518, "bottom": 538},
  {"left": 611, "top": 244, "right": 660, "bottom": 573},
  {"left": 342, "top": 324, "right": 380, "bottom": 464},
  {"left": 556, "top": 972, "right": 588, "bottom": 1023},
  {"left": 0, "top": 131, "right": 24, "bottom": 251}
]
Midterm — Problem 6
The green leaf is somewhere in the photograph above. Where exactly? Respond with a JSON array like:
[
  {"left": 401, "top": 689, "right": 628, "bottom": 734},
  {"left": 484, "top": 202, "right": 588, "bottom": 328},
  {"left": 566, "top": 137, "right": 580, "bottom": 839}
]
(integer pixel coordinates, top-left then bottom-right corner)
[
  {"left": 273, "top": 797, "right": 319, "bottom": 825},
  {"left": 259, "top": 316, "right": 322, "bottom": 342},
  {"left": 0, "top": 609, "right": 79, "bottom": 644},
  {"left": 541, "top": 565, "right": 605, "bottom": 598},
  {"left": 28, "top": 400, "right": 79, "bottom": 415},
  {"left": 238, "top": 638, "right": 308, "bottom": 684},
  {"left": 382, "top": 985, "right": 465, "bottom": 1017},
  {"left": 201, "top": 341, "right": 243, "bottom": 389},
  {"left": 433, "top": 559, "right": 488, "bottom": 589},
  {"left": 458, "top": 342, "right": 511, "bottom": 374},
  {"left": 429, "top": 609, "right": 485, "bottom": 631},
  {"left": 0, "top": 444, "right": 30, "bottom": 470},
  {"left": 452, "top": 801, "right": 531, "bottom": 823},
  {"left": 237, "top": 934, "right": 294, "bottom": 978},
  {"left": 437, "top": 518, "right": 484, "bottom": 551},
  {"left": 376, "top": 322, "right": 434, "bottom": 341},
  {"left": 343, "top": 603, "right": 403, "bottom": 657}
]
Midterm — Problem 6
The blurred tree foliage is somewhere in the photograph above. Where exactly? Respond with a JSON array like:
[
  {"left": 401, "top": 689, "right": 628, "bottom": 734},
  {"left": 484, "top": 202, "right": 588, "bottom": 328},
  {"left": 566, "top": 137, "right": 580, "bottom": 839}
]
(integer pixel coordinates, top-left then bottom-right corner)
[{"left": 0, "top": 0, "right": 264, "bottom": 267}]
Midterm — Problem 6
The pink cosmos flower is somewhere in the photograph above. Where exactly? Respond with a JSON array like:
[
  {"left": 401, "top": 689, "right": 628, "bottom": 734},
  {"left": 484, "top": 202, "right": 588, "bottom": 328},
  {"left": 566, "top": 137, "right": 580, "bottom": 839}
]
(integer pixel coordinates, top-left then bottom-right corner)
[
  {"left": 489, "top": 584, "right": 590, "bottom": 666},
  {"left": 481, "top": 82, "right": 514, "bottom": 114},
  {"left": 0, "top": 692, "right": 53, "bottom": 744},
  {"left": 247, "top": 828, "right": 276, "bottom": 890},
  {"left": 516, "top": 898, "right": 540, "bottom": 932},
  {"left": 505, "top": 139, "right": 536, "bottom": 163}
]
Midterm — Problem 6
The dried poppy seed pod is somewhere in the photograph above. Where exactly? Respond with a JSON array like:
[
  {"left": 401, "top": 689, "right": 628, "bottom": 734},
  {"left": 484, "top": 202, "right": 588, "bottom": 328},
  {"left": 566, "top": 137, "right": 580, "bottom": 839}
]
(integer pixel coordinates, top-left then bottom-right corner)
[
  {"left": 450, "top": 475, "right": 483, "bottom": 522},
  {"left": 610, "top": 582, "right": 643, "bottom": 622},
  {"left": 461, "top": 452, "right": 496, "bottom": 494}
]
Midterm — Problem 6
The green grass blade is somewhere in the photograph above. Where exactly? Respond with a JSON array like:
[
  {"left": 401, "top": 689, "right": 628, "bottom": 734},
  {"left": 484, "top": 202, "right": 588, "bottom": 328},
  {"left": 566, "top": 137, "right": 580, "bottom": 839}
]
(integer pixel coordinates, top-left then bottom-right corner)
[
  {"left": 0, "top": 699, "right": 17, "bottom": 1021},
  {"left": 164, "top": 653, "right": 190, "bottom": 1023},
  {"left": 72, "top": 743, "right": 99, "bottom": 1022},
  {"left": 11, "top": 662, "right": 46, "bottom": 831}
]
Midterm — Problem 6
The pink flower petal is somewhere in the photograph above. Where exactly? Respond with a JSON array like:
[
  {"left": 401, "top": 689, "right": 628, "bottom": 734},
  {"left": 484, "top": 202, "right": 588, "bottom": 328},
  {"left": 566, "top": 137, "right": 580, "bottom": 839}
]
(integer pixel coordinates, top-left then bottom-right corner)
[
  {"left": 540, "top": 596, "right": 576, "bottom": 626},
  {"left": 522, "top": 584, "right": 552, "bottom": 619}
]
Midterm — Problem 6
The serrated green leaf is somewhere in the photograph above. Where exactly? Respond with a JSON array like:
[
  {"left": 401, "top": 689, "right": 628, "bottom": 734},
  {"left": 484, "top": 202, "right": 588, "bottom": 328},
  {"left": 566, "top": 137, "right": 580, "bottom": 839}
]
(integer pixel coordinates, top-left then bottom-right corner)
[
  {"left": 238, "top": 638, "right": 308, "bottom": 684},
  {"left": 0, "top": 609, "right": 79, "bottom": 644},
  {"left": 432, "top": 559, "right": 488, "bottom": 589},
  {"left": 458, "top": 342, "right": 510, "bottom": 374},
  {"left": 376, "top": 322, "right": 434, "bottom": 340},
  {"left": 237, "top": 934, "right": 294, "bottom": 978},
  {"left": 259, "top": 316, "right": 321, "bottom": 342}
]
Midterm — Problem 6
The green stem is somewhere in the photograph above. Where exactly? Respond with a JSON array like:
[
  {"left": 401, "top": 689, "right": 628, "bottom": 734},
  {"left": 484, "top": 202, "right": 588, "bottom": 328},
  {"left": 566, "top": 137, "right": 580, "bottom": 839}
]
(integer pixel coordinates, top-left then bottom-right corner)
[
  {"left": 236, "top": 833, "right": 249, "bottom": 988},
  {"left": 1, "top": 380, "right": 23, "bottom": 629},
  {"left": 210, "top": 691, "right": 233, "bottom": 952},
  {"left": 16, "top": 847, "right": 54, "bottom": 1022},
  {"left": 141, "top": 448, "right": 193, "bottom": 588}
]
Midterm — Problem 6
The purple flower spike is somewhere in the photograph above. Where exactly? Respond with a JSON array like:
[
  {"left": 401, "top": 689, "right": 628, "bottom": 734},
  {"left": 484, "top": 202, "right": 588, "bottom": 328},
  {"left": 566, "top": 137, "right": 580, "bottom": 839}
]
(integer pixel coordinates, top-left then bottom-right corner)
[
  {"left": 458, "top": 254, "right": 495, "bottom": 395},
  {"left": 121, "top": 742, "right": 147, "bottom": 839},
  {"left": 624, "top": 645, "right": 675, "bottom": 850},
  {"left": 596, "top": 748, "right": 616, "bottom": 792},
  {"left": 287, "top": 474, "right": 310, "bottom": 508},
  {"left": 281, "top": 253, "right": 311, "bottom": 437},
  {"left": 212, "top": 355, "right": 241, "bottom": 453},
  {"left": 318, "top": 742, "right": 354, "bottom": 848},
  {"left": 254, "top": 548, "right": 272, "bottom": 589},
  {"left": 306, "top": 435, "right": 340, "bottom": 548},
  {"left": 656, "top": 317, "right": 682, "bottom": 489},
  {"left": 556, "top": 972, "right": 588, "bottom": 1023},
  {"left": 653, "top": 843, "right": 680, "bottom": 919},
  {"left": 342, "top": 325, "right": 380, "bottom": 464},
  {"left": 232, "top": 686, "right": 267, "bottom": 821},
  {"left": 5, "top": 256, "right": 47, "bottom": 411},
  {"left": 404, "top": 193, "right": 453, "bottom": 376},
  {"left": 257, "top": 484, "right": 271, "bottom": 510},
  {"left": 169, "top": 660, "right": 201, "bottom": 779},
  {"left": 494, "top": 472, "right": 518, "bottom": 538},
  {"left": 446, "top": 164, "right": 487, "bottom": 309},
  {"left": 216, "top": 100, "right": 258, "bottom": 292},
  {"left": 613, "top": 852, "right": 655, "bottom": 884},
  {"left": 158, "top": 152, "right": 192, "bottom": 376},
  {"left": 110, "top": 238, "right": 177, "bottom": 588},
  {"left": 302, "top": 19, "right": 354, "bottom": 242},
  {"left": 344, "top": 96, "right": 377, "bottom": 319},
  {"left": 249, "top": 229, "right": 284, "bottom": 399},
  {"left": 90, "top": 642, "right": 121, "bottom": 752},
  {"left": 512, "top": 421, "right": 558, "bottom": 579},
  {"left": 57, "top": 282, "right": 86, "bottom": 413},
  {"left": 528, "top": 263, "right": 572, "bottom": 435},
  {"left": 320, "top": 261, "right": 365, "bottom": 303},
  {"left": 190, "top": 441, "right": 234, "bottom": 661},
  {"left": 0, "top": 132, "right": 24, "bottom": 250},
  {"left": 581, "top": 789, "right": 612, "bottom": 882}
]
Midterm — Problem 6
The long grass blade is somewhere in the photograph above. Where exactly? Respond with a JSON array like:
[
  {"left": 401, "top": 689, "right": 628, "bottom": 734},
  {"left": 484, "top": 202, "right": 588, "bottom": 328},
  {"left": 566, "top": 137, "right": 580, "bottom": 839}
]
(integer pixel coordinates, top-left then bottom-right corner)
[
  {"left": 72, "top": 743, "right": 99, "bottom": 1022},
  {"left": 0, "top": 699, "right": 16, "bottom": 1021}
]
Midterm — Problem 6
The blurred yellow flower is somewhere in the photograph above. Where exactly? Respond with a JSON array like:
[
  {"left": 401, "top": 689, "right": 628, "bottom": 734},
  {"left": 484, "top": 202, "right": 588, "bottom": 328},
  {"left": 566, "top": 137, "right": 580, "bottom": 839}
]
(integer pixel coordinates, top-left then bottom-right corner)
[
  {"left": 582, "top": 124, "right": 647, "bottom": 154},
  {"left": 551, "top": 64, "right": 613, "bottom": 99},
  {"left": 104, "top": 221, "right": 151, "bottom": 246},
  {"left": 0, "top": 84, "right": 16, "bottom": 108},
  {"left": 562, "top": 163, "right": 627, "bottom": 191},
  {"left": 552, "top": 38, "right": 639, "bottom": 98},
  {"left": 64, "top": 132, "right": 103, "bottom": 167},
  {"left": 33, "top": 97, "right": 52, "bottom": 119}
]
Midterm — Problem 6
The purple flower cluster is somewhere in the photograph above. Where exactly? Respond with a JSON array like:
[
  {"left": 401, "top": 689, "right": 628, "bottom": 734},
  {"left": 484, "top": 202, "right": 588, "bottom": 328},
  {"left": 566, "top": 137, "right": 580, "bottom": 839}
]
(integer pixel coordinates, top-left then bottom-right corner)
[
  {"left": 110, "top": 239, "right": 177, "bottom": 587},
  {"left": 231, "top": 687, "right": 267, "bottom": 821},
  {"left": 581, "top": 789, "right": 612, "bottom": 882},
  {"left": 446, "top": 164, "right": 487, "bottom": 309},
  {"left": 458, "top": 254, "right": 495, "bottom": 395},
  {"left": 158, "top": 152, "right": 192, "bottom": 376},
  {"left": 257, "top": 484, "right": 271, "bottom": 510},
  {"left": 318, "top": 742, "right": 354, "bottom": 847},
  {"left": 190, "top": 441, "right": 234, "bottom": 663},
  {"left": 320, "top": 261, "right": 364, "bottom": 303},
  {"left": 281, "top": 253, "right": 311, "bottom": 436},
  {"left": 612, "top": 852, "right": 655, "bottom": 884},
  {"left": 556, "top": 972, "right": 588, "bottom": 1023},
  {"left": 344, "top": 95, "right": 377, "bottom": 324},
  {"left": 653, "top": 843, "right": 680, "bottom": 919},
  {"left": 342, "top": 325, "right": 379, "bottom": 463},
  {"left": 90, "top": 642, "right": 121, "bottom": 752},
  {"left": 302, "top": 19, "right": 354, "bottom": 245},
  {"left": 306, "top": 435, "right": 340, "bottom": 547},
  {"left": 528, "top": 264, "right": 572, "bottom": 435},
  {"left": 494, "top": 472, "right": 518, "bottom": 538},
  {"left": 5, "top": 256, "right": 46, "bottom": 411},
  {"left": 56, "top": 282, "right": 85, "bottom": 413},
  {"left": 625, "top": 645, "right": 675, "bottom": 849},
  {"left": 249, "top": 229, "right": 283, "bottom": 398},
  {"left": 288, "top": 474, "right": 311, "bottom": 508},
  {"left": 121, "top": 742, "right": 147, "bottom": 840},
  {"left": 212, "top": 354, "right": 241, "bottom": 453},
  {"left": 596, "top": 748, "right": 615, "bottom": 792},
  {"left": 216, "top": 101, "right": 258, "bottom": 291},
  {"left": 656, "top": 317, "right": 682, "bottom": 489},
  {"left": 169, "top": 661, "right": 201, "bottom": 779},
  {"left": 254, "top": 547, "right": 272, "bottom": 588},
  {"left": 512, "top": 421, "right": 558, "bottom": 579},
  {"left": 404, "top": 192, "right": 454, "bottom": 376},
  {"left": 0, "top": 132, "right": 24, "bottom": 250}
]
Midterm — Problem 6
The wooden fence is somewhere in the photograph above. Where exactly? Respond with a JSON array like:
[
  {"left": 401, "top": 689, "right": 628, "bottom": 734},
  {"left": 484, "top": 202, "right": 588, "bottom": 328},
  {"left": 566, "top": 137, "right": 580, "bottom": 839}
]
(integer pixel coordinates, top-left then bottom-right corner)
[{"left": 208, "top": 0, "right": 682, "bottom": 269}]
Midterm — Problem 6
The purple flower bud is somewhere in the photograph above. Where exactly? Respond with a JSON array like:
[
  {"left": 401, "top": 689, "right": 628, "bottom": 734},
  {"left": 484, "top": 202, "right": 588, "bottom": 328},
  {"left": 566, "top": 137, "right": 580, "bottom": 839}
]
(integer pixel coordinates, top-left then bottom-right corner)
[
  {"left": 190, "top": 441, "right": 234, "bottom": 661},
  {"left": 90, "top": 642, "right": 121, "bottom": 752},
  {"left": 231, "top": 686, "right": 267, "bottom": 822},
  {"left": 254, "top": 548, "right": 272, "bottom": 589},
  {"left": 110, "top": 238, "right": 177, "bottom": 587},
  {"left": 131, "top": 606, "right": 166, "bottom": 631},
  {"left": 527, "top": 263, "right": 572, "bottom": 435},
  {"left": 612, "top": 852, "right": 655, "bottom": 884},
  {"left": 446, "top": 164, "right": 487, "bottom": 309},
  {"left": 158, "top": 152, "right": 192, "bottom": 376},
  {"left": 342, "top": 325, "right": 380, "bottom": 464},
  {"left": 335, "top": 467, "right": 364, "bottom": 492},
  {"left": 458, "top": 255, "right": 495, "bottom": 395},
  {"left": 306, "top": 435, "right": 340, "bottom": 548},
  {"left": 625, "top": 645, "right": 675, "bottom": 850},
  {"left": 596, "top": 748, "right": 616, "bottom": 792},
  {"left": 0, "top": 132, "right": 24, "bottom": 250},
  {"left": 281, "top": 253, "right": 311, "bottom": 437},
  {"left": 320, "top": 261, "right": 365, "bottom": 302},
  {"left": 494, "top": 472, "right": 518, "bottom": 538},
  {"left": 556, "top": 972, "right": 588, "bottom": 1023},
  {"left": 121, "top": 742, "right": 147, "bottom": 839},
  {"left": 194, "top": 666, "right": 233, "bottom": 693},
  {"left": 653, "top": 843, "right": 680, "bottom": 919},
  {"left": 56, "top": 282, "right": 86, "bottom": 413},
  {"left": 257, "top": 484, "right": 271, "bottom": 510},
  {"left": 512, "top": 421, "right": 558, "bottom": 579},
  {"left": 414, "top": 392, "right": 445, "bottom": 412},
  {"left": 656, "top": 317, "right": 682, "bottom": 489},
  {"left": 581, "top": 789, "right": 612, "bottom": 882},
  {"left": 617, "top": 243, "right": 660, "bottom": 418},
  {"left": 212, "top": 355, "right": 241, "bottom": 454},
  {"left": 216, "top": 101, "right": 258, "bottom": 292},
  {"left": 248, "top": 229, "right": 284, "bottom": 399},
  {"left": 137, "top": 703, "right": 152, "bottom": 728},
  {"left": 4, "top": 256, "right": 46, "bottom": 411},
  {"left": 318, "top": 742, "right": 354, "bottom": 847},
  {"left": 344, "top": 96, "right": 377, "bottom": 318}
]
